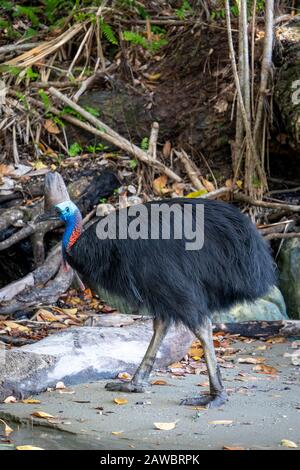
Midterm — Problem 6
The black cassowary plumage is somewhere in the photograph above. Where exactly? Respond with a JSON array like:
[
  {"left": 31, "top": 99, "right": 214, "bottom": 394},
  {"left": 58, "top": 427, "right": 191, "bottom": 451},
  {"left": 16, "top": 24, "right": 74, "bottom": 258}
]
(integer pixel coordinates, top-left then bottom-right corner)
[
  {"left": 50, "top": 196, "right": 277, "bottom": 406},
  {"left": 66, "top": 198, "right": 276, "bottom": 331}
]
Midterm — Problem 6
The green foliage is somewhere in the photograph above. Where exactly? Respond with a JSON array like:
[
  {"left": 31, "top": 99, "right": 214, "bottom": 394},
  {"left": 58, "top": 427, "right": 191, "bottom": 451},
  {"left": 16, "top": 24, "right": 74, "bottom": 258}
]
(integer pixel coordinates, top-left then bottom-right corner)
[
  {"left": 15, "top": 91, "right": 29, "bottom": 110},
  {"left": 84, "top": 106, "right": 100, "bottom": 117},
  {"left": 52, "top": 115, "right": 65, "bottom": 128},
  {"left": 100, "top": 19, "right": 118, "bottom": 46},
  {"left": 129, "top": 159, "right": 138, "bottom": 170},
  {"left": 38, "top": 90, "right": 51, "bottom": 111},
  {"left": 68, "top": 142, "right": 82, "bottom": 157},
  {"left": 99, "top": 197, "right": 107, "bottom": 203},
  {"left": 25, "top": 67, "right": 39, "bottom": 81},
  {"left": 13, "top": 5, "right": 41, "bottom": 26},
  {"left": 123, "top": 31, "right": 167, "bottom": 52},
  {"left": 141, "top": 137, "right": 149, "bottom": 151},
  {"left": 86, "top": 143, "right": 108, "bottom": 153},
  {"left": 61, "top": 106, "right": 84, "bottom": 121},
  {"left": 175, "top": 0, "right": 192, "bottom": 20},
  {"left": 0, "top": 65, "right": 21, "bottom": 76}
]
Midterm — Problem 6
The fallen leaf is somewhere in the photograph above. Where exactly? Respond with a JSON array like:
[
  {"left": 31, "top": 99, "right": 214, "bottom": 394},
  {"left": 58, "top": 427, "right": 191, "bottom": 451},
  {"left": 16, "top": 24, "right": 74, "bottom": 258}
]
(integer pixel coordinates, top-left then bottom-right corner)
[
  {"left": 111, "top": 431, "right": 124, "bottom": 435},
  {"left": 209, "top": 420, "right": 233, "bottom": 425},
  {"left": 16, "top": 445, "right": 44, "bottom": 451},
  {"left": 44, "top": 119, "right": 60, "bottom": 134},
  {"left": 163, "top": 141, "right": 172, "bottom": 158},
  {"left": 281, "top": 439, "right": 298, "bottom": 448},
  {"left": 154, "top": 422, "right": 176, "bottom": 431},
  {"left": 266, "top": 336, "right": 285, "bottom": 344},
  {"left": 238, "top": 357, "right": 266, "bottom": 364},
  {"left": 151, "top": 380, "right": 168, "bottom": 386},
  {"left": 223, "top": 446, "right": 245, "bottom": 451},
  {"left": 186, "top": 189, "right": 208, "bottom": 198},
  {"left": 0, "top": 419, "right": 13, "bottom": 436},
  {"left": 192, "top": 356, "right": 202, "bottom": 361},
  {"left": 201, "top": 178, "right": 215, "bottom": 192},
  {"left": 113, "top": 398, "right": 128, "bottom": 405},
  {"left": 188, "top": 346, "right": 204, "bottom": 357},
  {"left": 172, "top": 182, "right": 184, "bottom": 197},
  {"left": 31, "top": 411, "right": 55, "bottom": 419},
  {"left": 62, "top": 308, "right": 78, "bottom": 315},
  {"left": 4, "top": 396, "right": 17, "bottom": 404},
  {"left": 253, "top": 364, "right": 278, "bottom": 375},
  {"left": 118, "top": 372, "right": 132, "bottom": 381},
  {"left": 256, "top": 345, "right": 267, "bottom": 351},
  {"left": 3, "top": 321, "right": 30, "bottom": 332},
  {"left": 21, "top": 399, "right": 41, "bottom": 404},
  {"left": 147, "top": 73, "right": 161, "bottom": 81},
  {"left": 153, "top": 175, "right": 170, "bottom": 196},
  {"left": 31, "top": 161, "right": 48, "bottom": 171},
  {"left": 36, "top": 309, "right": 58, "bottom": 322}
]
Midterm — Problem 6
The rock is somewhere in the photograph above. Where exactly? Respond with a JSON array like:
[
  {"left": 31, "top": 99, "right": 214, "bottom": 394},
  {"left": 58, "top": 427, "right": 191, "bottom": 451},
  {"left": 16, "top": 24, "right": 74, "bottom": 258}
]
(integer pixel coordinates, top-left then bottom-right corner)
[
  {"left": 96, "top": 203, "right": 115, "bottom": 217},
  {"left": 212, "top": 286, "right": 288, "bottom": 323},
  {"left": 0, "top": 318, "right": 193, "bottom": 401},
  {"left": 278, "top": 238, "right": 300, "bottom": 319}
]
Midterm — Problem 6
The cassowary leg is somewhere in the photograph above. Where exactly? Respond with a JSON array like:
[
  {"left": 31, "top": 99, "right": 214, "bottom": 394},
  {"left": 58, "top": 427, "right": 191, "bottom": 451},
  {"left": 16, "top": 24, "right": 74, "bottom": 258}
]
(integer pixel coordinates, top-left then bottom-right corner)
[
  {"left": 181, "top": 317, "right": 228, "bottom": 408},
  {"left": 105, "top": 318, "right": 170, "bottom": 393}
]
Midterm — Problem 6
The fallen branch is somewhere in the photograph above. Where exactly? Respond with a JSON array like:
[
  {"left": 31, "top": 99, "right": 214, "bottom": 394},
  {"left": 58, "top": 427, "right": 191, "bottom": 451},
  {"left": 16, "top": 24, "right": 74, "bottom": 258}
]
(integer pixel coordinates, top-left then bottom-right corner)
[
  {"left": 0, "top": 335, "right": 36, "bottom": 346},
  {"left": 265, "top": 232, "right": 300, "bottom": 241},
  {"left": 174, "top": 149, "right": 206, "bottom": 191},
  {"left": 48, "top": 87, "right": 182, "bottom": 182},
  {"left": 73, "top": 63, "right": 117, "bottom": 102},
  {"left": 202, "top": 187, "right": 231, "bottom": 200},
  {"left": 213, "top": 320, "right": 300, "bottom": 338},
  {"left": 234, "top": 192, "right": 300, "bottom": 213}
]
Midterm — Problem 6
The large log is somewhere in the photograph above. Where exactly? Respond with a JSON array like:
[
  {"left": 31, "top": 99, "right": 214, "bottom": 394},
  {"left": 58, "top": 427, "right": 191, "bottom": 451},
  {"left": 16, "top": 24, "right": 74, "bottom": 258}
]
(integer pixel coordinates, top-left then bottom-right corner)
[{"left": 213, "top": 320, "right": 300, "bottom": 338}]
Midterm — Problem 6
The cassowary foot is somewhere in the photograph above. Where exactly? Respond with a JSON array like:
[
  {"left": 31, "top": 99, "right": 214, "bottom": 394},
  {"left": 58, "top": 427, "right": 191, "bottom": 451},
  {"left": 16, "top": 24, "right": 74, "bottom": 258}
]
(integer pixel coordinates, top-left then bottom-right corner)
[
  {"left": 105, "top": 380, "right": 146, "bottom": 393},
  {"left": 180, "top": 391, "right": 228, "bottom": 408}
]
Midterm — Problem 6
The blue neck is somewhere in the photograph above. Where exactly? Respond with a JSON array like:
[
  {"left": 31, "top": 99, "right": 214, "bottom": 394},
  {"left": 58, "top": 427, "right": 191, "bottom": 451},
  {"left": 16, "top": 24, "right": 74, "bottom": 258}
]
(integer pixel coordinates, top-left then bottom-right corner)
[{"left": 62, "top": 210, "right": 83, "bottom": 253}]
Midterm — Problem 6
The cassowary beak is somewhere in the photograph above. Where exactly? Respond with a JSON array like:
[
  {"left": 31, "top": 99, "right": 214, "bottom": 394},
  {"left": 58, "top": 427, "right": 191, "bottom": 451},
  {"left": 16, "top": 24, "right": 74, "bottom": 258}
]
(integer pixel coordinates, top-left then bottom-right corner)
[{"left": 37, "top": 208, "right": 60, "bottom": 222}]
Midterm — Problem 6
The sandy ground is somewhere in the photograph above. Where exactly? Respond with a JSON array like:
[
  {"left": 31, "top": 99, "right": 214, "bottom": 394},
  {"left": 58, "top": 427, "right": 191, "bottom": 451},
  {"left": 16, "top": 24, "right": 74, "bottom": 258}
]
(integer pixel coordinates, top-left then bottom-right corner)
[{"left": 0, "top": 338, "right": 299, "bottom": 450}]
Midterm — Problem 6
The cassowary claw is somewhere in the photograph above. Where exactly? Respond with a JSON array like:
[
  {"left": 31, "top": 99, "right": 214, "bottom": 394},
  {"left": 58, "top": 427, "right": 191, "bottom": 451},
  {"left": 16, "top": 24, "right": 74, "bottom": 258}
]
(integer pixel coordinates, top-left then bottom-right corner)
[
  {"left": 180, "top": 391, "right": 228, "bottom": 408},
  {"left": 105, "top": 381, "right": 146, "bottom": 393}
]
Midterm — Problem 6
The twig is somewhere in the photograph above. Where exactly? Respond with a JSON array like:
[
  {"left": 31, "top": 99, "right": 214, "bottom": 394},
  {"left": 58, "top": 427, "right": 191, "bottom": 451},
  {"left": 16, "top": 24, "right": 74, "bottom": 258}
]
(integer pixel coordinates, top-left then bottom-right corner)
[
  {"left": 234, "top": 192, "right": 300, "bottom": 212},
  {"left": 265, "top": 232, "right": 300, "bottom": 240},
  {"left": 201, "top": 187, "right": 231, "bottom": 200},
  {"left": 12, "top": 125, "right": 19, "bottom": 165},
  {"left": 73, "top": 63, "right": 117, "bottom": 102},
  {"left": 174, "top": 149, "right": 205, "bottom": 191},
  {"left": 147, "top": 122, "right": 159, "bottom": 160},
  {"left": 0, "top": 42, "right": 40, "bottom": 55},
  {"left": 67, "top": 24, "right": 93, "bottom": 77},
  {"left": 31, "top": 80, "right": 83, "bottom": 89}
]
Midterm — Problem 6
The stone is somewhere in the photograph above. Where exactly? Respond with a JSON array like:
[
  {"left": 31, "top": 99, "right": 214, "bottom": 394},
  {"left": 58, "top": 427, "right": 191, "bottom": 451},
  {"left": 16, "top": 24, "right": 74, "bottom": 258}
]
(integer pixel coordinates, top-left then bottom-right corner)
[
  {"left": 212, "top": 286, "right": 288, "bottom": 323},
  {"left": 278, "top": 238, "right": 300, "bottom": 319},
  {"left": 0, "top": 318, "right": 193, "bottom": 401}
]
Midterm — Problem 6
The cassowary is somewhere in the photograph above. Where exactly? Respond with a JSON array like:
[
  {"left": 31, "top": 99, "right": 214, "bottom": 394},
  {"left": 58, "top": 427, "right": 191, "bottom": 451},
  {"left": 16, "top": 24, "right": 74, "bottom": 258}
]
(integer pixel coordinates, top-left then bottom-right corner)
[{"left": 42, "top": 196, "right": 275, "bottom": 408}]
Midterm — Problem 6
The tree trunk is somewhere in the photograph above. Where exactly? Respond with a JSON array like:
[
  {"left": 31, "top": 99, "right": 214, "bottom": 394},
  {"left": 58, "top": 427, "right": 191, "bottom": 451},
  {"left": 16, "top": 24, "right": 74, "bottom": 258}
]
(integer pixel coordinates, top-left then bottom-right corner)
[{"left": 274, "top": 17, "right": 300, "bottom": 153}]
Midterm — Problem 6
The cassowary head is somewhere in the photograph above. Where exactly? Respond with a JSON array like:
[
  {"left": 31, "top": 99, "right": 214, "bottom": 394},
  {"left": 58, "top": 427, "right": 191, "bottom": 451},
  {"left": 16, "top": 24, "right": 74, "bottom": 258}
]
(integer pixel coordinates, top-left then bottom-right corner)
[{"left": 55, "top": 200, "right": 81, "bottom": 223}]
